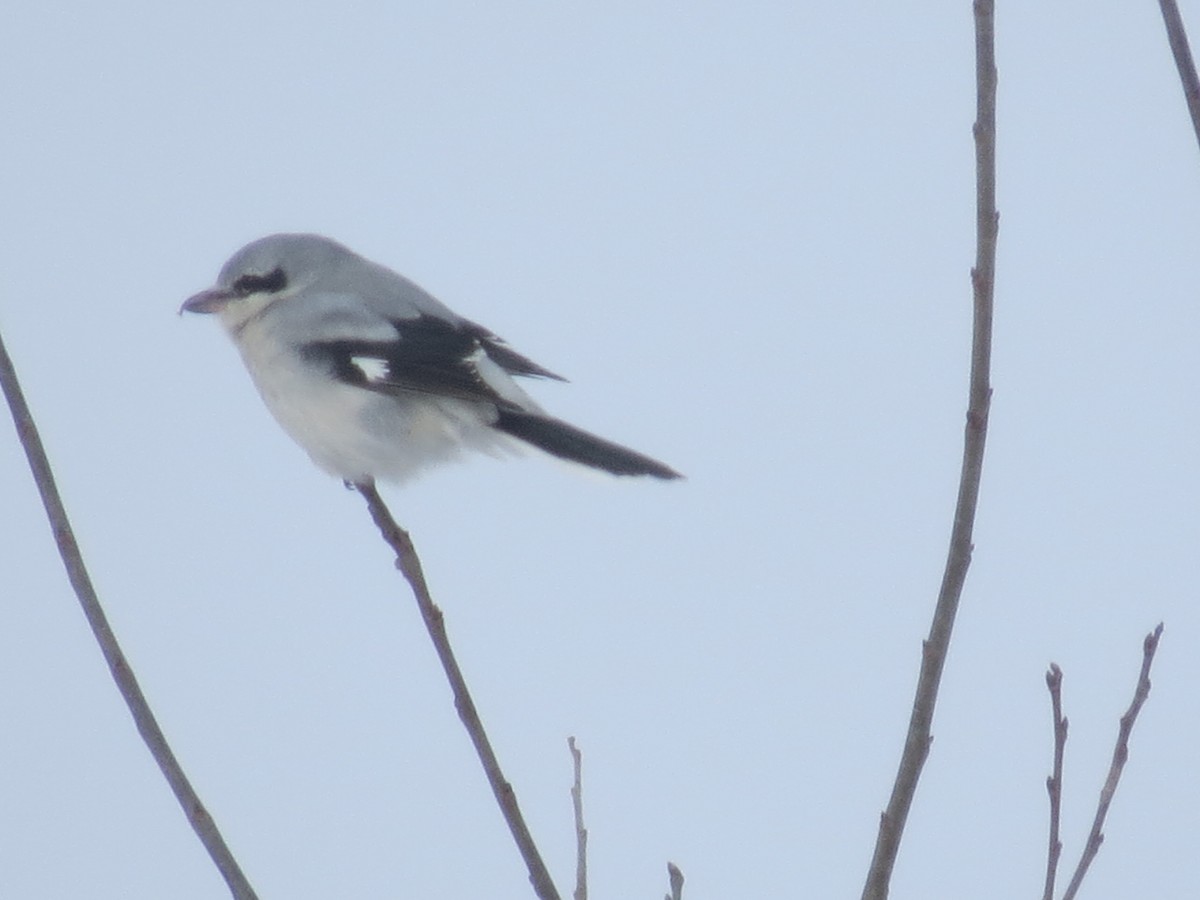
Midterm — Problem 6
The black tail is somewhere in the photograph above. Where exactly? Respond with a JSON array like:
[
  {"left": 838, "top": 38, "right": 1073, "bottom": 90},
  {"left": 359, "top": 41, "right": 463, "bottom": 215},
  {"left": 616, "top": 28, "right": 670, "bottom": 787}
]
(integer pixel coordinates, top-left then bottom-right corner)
[{"left": 494, "top": 409, "right": 682, "bottom": 480}]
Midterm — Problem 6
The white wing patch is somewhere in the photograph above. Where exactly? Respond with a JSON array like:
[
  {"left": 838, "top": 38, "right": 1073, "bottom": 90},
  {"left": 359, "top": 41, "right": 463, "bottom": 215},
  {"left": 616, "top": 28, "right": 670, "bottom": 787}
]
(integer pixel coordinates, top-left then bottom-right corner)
[
  {"left": 350, "top": 355, "right": 390, "bottom": 383},
  {"left": 471, "top": 346, "right": 539, "bottom": 408}
]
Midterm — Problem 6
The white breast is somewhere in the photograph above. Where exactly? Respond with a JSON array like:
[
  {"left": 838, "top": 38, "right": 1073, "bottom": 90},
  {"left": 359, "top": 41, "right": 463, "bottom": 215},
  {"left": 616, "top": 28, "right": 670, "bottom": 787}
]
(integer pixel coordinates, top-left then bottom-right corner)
[{"left": 232, "top": 319, "right": 522, "bottom": 484}]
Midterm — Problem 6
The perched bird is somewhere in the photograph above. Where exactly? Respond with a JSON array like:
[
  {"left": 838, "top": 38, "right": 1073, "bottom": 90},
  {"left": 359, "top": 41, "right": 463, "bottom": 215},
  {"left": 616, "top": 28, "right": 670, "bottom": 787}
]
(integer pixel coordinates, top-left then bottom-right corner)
[{"left": 182, "top": 233, "right": 681, "bottom": 486}]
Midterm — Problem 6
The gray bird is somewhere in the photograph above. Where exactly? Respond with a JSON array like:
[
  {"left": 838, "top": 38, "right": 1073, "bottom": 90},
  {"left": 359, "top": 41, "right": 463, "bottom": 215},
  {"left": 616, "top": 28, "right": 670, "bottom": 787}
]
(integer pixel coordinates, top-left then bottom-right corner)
[{"left": 182, "top": 233, "right": 681, "bottom": 485}]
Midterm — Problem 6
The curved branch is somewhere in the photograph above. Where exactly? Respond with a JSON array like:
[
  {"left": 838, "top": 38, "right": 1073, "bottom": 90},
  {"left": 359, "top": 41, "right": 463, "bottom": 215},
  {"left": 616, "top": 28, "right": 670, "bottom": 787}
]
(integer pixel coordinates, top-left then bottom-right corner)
[
  {"left": 0, "top": 327, "right": 258, "bottom": 899},
  {"left": 861, "top": 2, "right": 997, "bottom": 897}
]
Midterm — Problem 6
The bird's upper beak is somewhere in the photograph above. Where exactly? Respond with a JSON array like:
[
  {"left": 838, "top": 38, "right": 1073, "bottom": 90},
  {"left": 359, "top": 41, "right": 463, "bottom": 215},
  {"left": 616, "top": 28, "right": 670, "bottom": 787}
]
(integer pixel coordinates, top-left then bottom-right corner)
[{"left": 180, "top": 287, "right": 235, "bottom": 315}]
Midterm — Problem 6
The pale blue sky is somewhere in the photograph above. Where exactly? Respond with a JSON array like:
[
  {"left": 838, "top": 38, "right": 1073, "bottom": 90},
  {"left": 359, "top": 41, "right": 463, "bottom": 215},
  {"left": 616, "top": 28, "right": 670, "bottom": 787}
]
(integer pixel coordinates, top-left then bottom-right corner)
[{"left": 2, "top": 3, "right": 1198, "bottom": 898}]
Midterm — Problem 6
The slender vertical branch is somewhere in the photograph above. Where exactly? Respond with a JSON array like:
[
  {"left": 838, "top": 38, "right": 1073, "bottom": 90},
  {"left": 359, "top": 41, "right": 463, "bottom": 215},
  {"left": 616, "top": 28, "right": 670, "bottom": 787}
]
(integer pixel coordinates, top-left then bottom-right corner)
[
  {"left": 1041, "top": 664, "right": 1068, "bottom": 900},
  {"left": 1157, "top": 0, "right": 1200, "bottom": 149},
  {"left": 1060, "top": 625, "right": 1164, "bottom": 900},
  {"left": 0, "top": 327, "right": 258, "bottom": 900},
  {"left": 861, "top": 3, "right": 997, "bottom": 897},
  {"left": 664, "top": 862, "right": 685, "bottom": 900},
  {"left": 568, "top": 737, "right": 588, "bottom": 900},
  {"left": 356, "top": 482, "right": 561, "bottom": 900}
]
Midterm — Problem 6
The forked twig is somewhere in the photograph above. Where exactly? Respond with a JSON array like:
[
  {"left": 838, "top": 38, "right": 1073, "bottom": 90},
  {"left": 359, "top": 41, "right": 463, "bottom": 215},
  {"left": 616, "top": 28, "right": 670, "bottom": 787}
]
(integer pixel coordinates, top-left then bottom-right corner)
[
  {"left": 0, "top": 327, "right": 258, "bottom": 899},
  {"left": 356, "top": 481, "right": 561, "bottom": 900},
  {"left": 860, "top": 2, "right": 997, "bottom": 897},
  {"left": 1041, "top": 664, "right": 1068, "bottom": 900},
  {"left": 1060, "top": 625, "right": 1164, "bottom": 900}
]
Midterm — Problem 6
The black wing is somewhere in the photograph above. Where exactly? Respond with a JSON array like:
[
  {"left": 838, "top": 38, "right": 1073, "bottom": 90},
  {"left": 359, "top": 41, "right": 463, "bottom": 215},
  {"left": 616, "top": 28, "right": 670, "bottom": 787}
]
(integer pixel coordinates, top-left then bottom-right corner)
[
  {"left": 459, "top": 317, "right": 565, "bottom": 382},
  {"left": 304, "top": 314, "right": 682, "bottom": 479},
  {"left": 301, "top": 314, "right": 563, "bottom": 407}
]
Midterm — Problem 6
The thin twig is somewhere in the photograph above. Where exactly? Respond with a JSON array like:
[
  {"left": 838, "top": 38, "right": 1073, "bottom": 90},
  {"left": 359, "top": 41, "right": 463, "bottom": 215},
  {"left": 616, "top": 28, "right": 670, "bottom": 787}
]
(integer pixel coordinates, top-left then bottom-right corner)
[
  {"left": 860, "top": 3, "right": 997, "bottom": 898},
  {"left": 1157, "top": 0, "right": 1200, "bottom": 149},
  {"left": 664, "top": 862, "right": 684, "bottom": 900},
  {"left": 355, "top": 481, "right": 561, "bottom": 900},
  {"left": 1060, "top": 624, "right": 1164, "bottom": 900},
  {"left": 0, "top": 327, "right": 258, "bottom": 899},
  {"left": 568, "top": 737, "right": 588, "bottom": 900},
  {"left": 1041, "top": 664, "right": 1068, "bottom": 900}
]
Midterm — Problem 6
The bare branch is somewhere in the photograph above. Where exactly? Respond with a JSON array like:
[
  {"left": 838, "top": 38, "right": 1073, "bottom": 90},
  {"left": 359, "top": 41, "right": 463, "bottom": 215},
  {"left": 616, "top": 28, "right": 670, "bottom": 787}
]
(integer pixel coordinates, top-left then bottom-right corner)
[
  {"left": 1060, "top": 625, "right": 1165, "bottom": 900},
  {"left": 0, "top": 328, "right": 258, "bottom": 899},
  {"left": 1041, "top": 664, "right": 1068, "bottom": 900},
  {"left": 355, "top": 481, "right": 561, "bottom": 900},
  {"left": 860, "top": 2, "right": 997, "bottom": 897},
  {"left": 568, "top": 737, "right": 588, "bottom": 900},
  {"left": 1157, "top": 0, "right": 1200, "bottom": 149},
  {"left": 665, "top": 861, "right": 684, "bottom": 900}
]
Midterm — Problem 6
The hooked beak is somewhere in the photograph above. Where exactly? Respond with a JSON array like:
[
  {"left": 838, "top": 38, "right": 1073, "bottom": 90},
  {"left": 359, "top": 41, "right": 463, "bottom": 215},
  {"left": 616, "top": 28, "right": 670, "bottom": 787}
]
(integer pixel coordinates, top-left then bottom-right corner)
[{"left": 180, "top": 287, "right": 236, "bottom": 315}]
